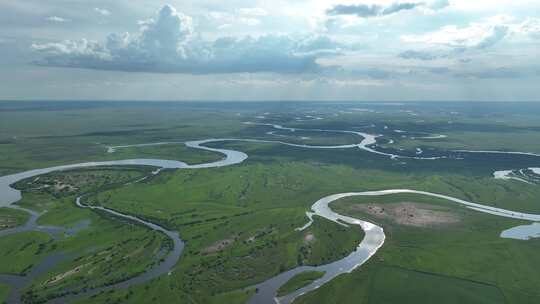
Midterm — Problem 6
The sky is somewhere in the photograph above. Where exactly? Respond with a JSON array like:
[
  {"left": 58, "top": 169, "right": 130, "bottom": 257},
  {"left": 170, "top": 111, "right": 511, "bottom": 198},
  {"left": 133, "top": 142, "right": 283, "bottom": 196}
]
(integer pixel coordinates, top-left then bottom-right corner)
[{"left": 1, "top": 0, "right": 539, "bottom": 101}]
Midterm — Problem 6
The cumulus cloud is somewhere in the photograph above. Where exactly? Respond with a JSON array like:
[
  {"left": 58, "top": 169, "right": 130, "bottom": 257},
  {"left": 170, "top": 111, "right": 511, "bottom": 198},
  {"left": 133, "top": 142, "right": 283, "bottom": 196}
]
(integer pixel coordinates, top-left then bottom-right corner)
[
  {"left": 401, "top": 18, "right": 511, "bottom": 49},
  {"left": 32, "top": 5, "right": 350, "bottom": 74},
  {"left": 516, "top": 18, "right": 540, "bottom": 39},
  {"left": 397, "top": 16, "right": 540, "bottom": 63},
  {"left": 476, "top": 25, "right": 508, "bottom": 48},
  {"left": 137, "top": 5, "right": 193, "bottom": 58},
  {"left": 326, "top": 1, "right": 448, "bottom": 18}
]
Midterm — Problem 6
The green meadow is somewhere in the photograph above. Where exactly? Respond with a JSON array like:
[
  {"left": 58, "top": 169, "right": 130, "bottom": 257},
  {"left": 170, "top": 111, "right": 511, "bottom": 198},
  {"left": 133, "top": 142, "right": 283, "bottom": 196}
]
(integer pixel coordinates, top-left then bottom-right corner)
[
  {"left": 0, "top": 207, "right": 29, "bottom": 231},
  {"left": 295, "top": 193, "right": 540, "bottom": 304},
  {"left": 0, "top": 283, "right": 9, "bottom": 304},
  {"left": 277, "top": 271, "right": 325, "bottom": 297},
  {"left": 1, "top": 101, "right": 540, "bottom": 303}
]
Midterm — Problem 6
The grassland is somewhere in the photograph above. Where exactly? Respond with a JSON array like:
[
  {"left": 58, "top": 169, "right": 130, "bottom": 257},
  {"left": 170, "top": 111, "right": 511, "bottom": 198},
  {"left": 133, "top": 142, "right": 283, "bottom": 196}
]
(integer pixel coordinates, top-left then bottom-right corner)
[
  {"left": 110, "top": 144, "right": 223, "bottom": 165},
  {"left": 1, "top": 101, "right": 540, "bottom": 303},
  {"left": 1, "top": 169, "right": 170, "bottom": 303},
  {"left": 3, "top": 157, "right": 364, "bottom": 303},
  {"left": 0, "top": 207, "right": 29, "bottom": 230},
  {"left": 387, "top": 131, "right": 540, "bottom": 154},
  {"left": 0, "top": 231, "right": 53, "bottom": 274},
  {"left": 14, "top": 167, "right": 150, "bottom": 200},
  {"left": 0, "top": 283, "right": 9, "bottom": 304},
  {"left": 294, "top": 193, "right": 540, "bottom": 304},
  {"left": 277, "top": 271, "right": 325, "bottom": 297},
  {"left": 0, "top": 103, "right": 245, "bottom": 174},
  {"left": 6, "top": 150, "right": 540, "bottom": 303},
  {"left": 83, "top": 163, "right": 364, "bottom": 303},
  {"left": 240, "top": 126, "right": 360, "bottom": 146},
  {"left": 81, "top": 153, "right": 540, "bottom": 303}
]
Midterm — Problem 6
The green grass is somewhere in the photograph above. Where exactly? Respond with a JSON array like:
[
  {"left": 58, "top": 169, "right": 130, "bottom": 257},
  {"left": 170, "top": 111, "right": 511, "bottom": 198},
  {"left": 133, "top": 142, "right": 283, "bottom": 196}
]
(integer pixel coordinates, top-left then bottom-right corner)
[
  {"left": 24, "top": 221, "right": 167, "bottom": 303},
  {"left": 0, "top": 282, "right": 10, "bottom": 304},
  {"left": 295, "top": 261, "right": 506, "bottom": 304},
  {"left": 0, "top": 104, "right": 246, "bottom": 172},
  {"left": 301, "top": 216, "right": 362, "bottom": 265},
  {"left": 368, "top": 266, "right": 504, "bottom": 304},
  {"left": 207, "top": 289, "right": 256, "bottom": 304},
  {"left": 277, "top": 271, "right": 325, "bottom": 297},
  {"left": 0, "top": 207, "right": 29, "bottom": 230},
  {"left": 110, "top": 144, "right": 222, "bottom": 165},
  {"left": 22, "top": 206, "right": 166, "bottom": 302},
  {"left": 0, "top": 231, "right": 52, "bottom": 274},
  {"left": 239, "top": 127, "right": 360, "bottom": 146},
  {"left": 294, "top": 193, "right": 540, "bottom": 304},
  {"left": 73, "top": 281, "right": 255, "bottom": 304},
  {"left": 78, "top": 158, "right": 540, "bottom": 303},
  {"left": 2, "top": 102, "right": 540, "bottom": 303},
  {"left": 78, "top": 162, "right": 365, "bottom": 302},
  {"left": 4, "top": 162, "right": 361, "bottom": 303},
  {"left": 391, "top": 131, "right": 540, "bottom": 154},
  {"left": 0, "top": 169, "right": 170, "bottom": 303},
  {"left": 5, "top": 155, "right": 540, "bottom": 303},
  {"left": 14, "top": 167, "right": 149, "bottom": 200}
]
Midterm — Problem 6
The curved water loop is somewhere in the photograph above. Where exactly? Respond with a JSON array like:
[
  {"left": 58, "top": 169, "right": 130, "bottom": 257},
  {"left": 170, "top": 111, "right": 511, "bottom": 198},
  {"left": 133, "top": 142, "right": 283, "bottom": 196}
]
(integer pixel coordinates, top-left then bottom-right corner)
[{"left": 0, "top": 121, "right": 539, "bottom": 303}]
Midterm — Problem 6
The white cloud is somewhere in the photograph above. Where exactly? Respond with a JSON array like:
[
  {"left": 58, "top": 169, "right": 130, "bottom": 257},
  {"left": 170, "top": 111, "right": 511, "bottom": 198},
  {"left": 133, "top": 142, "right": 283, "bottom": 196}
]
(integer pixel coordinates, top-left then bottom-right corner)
[
  {"left": 401, "top": 16, "right": 513, "bottom": 49},
  {"left": 516, "top": 18, "right": 540, "bottom": 39},
  {"left": 46, "top": 16, "right": 70, "bottom": 23},
  {"left": 4, "top": 0, "right": 540, "bottom": 101},
  {"left": 94, "top": 8, "right": 111, "bottom": 16},
  {"left": 31, "top": 5, "right": 351, "bottom": 74},
  {"left": 401, "top": 15, "right": 540, "bottom": 53},
  {"left": 31, "top": 39, "right": 110, "bottom": 58},
  {"left": 207, "top": 8, "right": 265, "bottom": 28}
]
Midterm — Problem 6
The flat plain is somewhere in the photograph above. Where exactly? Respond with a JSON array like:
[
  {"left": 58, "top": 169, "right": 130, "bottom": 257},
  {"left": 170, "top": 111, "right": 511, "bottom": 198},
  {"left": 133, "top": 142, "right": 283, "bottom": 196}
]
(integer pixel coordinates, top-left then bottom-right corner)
[{"left": 1, "top": 101, "right": 540, "bottom": 304}]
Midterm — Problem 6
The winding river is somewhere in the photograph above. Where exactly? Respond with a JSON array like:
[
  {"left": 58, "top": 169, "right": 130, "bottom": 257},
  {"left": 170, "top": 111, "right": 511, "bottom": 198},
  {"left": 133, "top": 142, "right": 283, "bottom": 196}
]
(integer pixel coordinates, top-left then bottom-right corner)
[{"left": 1, "top": 122, "right": 539, "bottom": 303}]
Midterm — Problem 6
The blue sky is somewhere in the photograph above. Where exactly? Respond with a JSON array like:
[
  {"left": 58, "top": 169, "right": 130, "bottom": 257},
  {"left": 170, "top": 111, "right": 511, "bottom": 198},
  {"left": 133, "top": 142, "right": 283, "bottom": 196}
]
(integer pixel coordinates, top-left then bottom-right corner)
[{"left": 1, "top": 0, "right": 539, "bottom": 101}]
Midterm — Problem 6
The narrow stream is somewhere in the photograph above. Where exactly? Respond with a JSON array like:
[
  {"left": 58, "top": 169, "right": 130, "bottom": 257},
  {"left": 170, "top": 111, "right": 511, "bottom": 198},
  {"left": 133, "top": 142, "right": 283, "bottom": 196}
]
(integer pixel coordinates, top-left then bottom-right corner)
[{"left": 0, "top": 123, "right": 539, "bottom": 303}]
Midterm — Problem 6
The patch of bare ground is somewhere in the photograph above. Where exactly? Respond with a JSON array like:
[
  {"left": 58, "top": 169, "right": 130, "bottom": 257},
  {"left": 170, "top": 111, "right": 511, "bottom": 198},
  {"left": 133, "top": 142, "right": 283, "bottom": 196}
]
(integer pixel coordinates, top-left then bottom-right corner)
[
  {"left": 45, "top": 263, "right": 90, "bottom": 285},
  {"left": 0, "top": 218, "right": 18, "bottom": 230},
  {"left": 201, "top": 238, "right": 234, "bottom": 254},
  {"left": 304, "top": 232, "right": 316, "bottom": 245},
  {"left": 350, "top": 202, "right": 460, "bottom": 227}
]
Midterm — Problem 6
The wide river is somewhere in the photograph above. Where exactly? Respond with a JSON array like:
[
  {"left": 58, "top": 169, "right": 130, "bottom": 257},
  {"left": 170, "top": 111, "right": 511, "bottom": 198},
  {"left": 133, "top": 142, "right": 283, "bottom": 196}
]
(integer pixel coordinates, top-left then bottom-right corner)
[{"left": 0, "top": 123, "right": 539, "bottom": 303}]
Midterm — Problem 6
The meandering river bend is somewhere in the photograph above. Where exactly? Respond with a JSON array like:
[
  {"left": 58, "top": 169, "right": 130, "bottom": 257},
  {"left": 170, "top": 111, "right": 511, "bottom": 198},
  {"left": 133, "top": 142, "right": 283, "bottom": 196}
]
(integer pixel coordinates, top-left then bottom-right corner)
[{"left": 0, "top": 123, "right": 539, "bottom": 303}]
